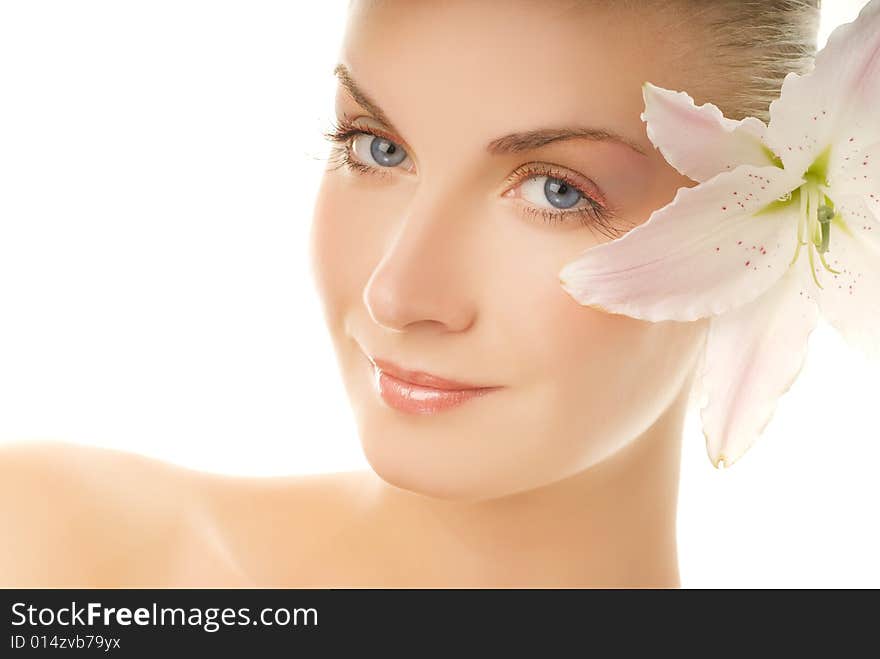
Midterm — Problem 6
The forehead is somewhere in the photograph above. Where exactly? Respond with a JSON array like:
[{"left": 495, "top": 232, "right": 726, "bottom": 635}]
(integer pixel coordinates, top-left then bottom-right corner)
[{"left": 340, "top": 0, "right": 695, "bottom": 155}]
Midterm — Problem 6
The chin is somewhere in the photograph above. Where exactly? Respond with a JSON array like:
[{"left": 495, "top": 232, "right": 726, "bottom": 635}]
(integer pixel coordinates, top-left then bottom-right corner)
[
  {"left": 349, "top": 388, "right": 511, "bottom": 501},
  {"left": 355, "top": 420, "right": 598, "bottom": 503},
  {"left": 359, "top": 432, "right": 489, "bottom": 502}
]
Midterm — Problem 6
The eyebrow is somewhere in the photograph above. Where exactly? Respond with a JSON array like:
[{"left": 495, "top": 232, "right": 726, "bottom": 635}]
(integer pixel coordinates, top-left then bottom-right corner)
[{"left": 333, "top": 63, "right": 648, "bottom": 158}]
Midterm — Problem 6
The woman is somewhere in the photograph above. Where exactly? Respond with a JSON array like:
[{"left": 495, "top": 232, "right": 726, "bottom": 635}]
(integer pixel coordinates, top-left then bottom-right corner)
[{"left": 1, "top": 0, "right": 827, "bottom": 587}]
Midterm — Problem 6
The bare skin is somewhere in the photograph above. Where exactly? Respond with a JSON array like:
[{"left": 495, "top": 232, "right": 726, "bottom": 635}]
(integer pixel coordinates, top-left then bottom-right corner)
[
  {"left": 1, "top": 372, "right": 690, "bottom": 588},
  {"left": 1, "top": 0, "right": 718, "bottom": 588}
]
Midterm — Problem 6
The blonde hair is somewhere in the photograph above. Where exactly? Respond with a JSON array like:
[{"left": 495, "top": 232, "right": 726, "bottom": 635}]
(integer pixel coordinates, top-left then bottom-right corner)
[
  {"left": 554, "top": 0, "right": 822, "bottom": 122},
  {"left": 681, "top": 0, "right": 822, "bottom": 122}
]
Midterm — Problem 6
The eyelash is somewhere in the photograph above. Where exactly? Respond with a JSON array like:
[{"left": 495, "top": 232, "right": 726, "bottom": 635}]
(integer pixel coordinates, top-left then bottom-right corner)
[{"left": 322, "top": 117, "right": 629, "bottom": 240}]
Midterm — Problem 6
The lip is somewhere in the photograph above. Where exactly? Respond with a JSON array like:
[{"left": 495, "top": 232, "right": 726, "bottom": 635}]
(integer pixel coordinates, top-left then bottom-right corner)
[
  {"left": 370, "top": 357, "right": 495, "bottom": 391},
  {"left": 363, "top": 354, "right": 503, "bottom": 415}
]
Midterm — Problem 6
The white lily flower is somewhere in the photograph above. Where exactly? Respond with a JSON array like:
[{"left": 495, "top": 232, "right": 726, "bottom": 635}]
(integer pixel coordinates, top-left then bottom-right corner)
[{"left": 558, "top": 0, "right": 880, "bottom": 468}]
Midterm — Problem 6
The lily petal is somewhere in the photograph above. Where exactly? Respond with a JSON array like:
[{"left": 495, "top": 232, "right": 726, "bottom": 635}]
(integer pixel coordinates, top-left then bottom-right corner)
[
  {"left": 700, "top": 261, "right": 819, "bottom": 469},
  {"left": 765, "top": 0, "right": 880, "bottom": 176},
  {"left": 641, "top": 82, "right": 775, "bottom": 183},
  {"left": 815, "top": 193, "right": 880, "bottom": 361},
  {"left": 830, "top": 140, "right": 880, "bottom": 198},
  {"left": 558, "top": 164, "right": 804, "bottom": 322}
]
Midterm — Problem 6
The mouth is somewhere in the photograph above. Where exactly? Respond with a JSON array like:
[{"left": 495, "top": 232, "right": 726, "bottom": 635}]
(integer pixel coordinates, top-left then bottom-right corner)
[{"left": 361, "top": 352, "right": 503, "bottom": 415}]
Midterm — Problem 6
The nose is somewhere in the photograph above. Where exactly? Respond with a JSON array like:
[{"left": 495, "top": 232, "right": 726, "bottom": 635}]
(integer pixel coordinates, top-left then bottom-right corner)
[{"left": 362, "top": 190, "right": 479, "bottom": 334}]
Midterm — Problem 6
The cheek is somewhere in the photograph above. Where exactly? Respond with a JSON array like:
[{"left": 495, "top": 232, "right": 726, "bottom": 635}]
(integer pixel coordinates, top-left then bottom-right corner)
[
  {"left": 309, "top": 173, "right": 382, "bottom": 326},
  {"left": 485, "top": 235, "right": 648, "bottom": 389},
  {"left": 549, "top": 303, "right": 701, "bottom": 460},
  {"left": 522, "top": 276, "right": 658, "bottom": 408},
  {"left": 493, "top": 248, "right": 700, "bottom": 459}
]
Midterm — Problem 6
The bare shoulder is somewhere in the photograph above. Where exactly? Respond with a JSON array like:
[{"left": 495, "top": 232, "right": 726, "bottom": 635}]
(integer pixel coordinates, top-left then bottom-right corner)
[
  {"left": 192, "top": 467, "right": 385, "bottom": 585},
  {"left": 0, "top": 440, "right": 385, "bottom": 586},
  {"left": 0, "top": 439, "right": 198, "bottom": 586},
  {"left": 195, "top": 462, "right": 379, "bottom": 526}
]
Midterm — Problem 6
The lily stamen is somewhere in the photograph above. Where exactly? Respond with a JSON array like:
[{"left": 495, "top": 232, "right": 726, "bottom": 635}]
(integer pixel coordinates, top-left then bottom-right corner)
[
  {"left": 789, "top": 182, "right": 842, "bottom": 284},
  {"left": 817, "top": 204, "right": 833, "bottom": 253},
  {"left": 789, "top": 184, "right": 809, "bottom": 266}
]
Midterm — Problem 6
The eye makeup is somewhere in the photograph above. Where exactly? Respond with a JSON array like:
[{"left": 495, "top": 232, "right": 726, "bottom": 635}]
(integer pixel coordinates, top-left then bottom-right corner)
[{"left": 322, "top": 115, "right": 632, "bottom": 240}]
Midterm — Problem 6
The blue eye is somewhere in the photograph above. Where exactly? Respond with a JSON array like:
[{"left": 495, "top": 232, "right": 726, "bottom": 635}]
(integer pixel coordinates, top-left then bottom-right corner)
[
  {"left": 519, "top": 175, "right": 585, "bottom": 211},
  {"left": 322, "top": 116, "right": 413, "bottom": 177},
  {"left": 322, "top": 117, "right": 629, "bottom": 239},
  {"left": 345, "top": 131, "right": 412, "bottom": 173},
  {"left": 361, "top": 134, "right": 408, "bottom": 168},
  {"left": 546, "top": 177, "right": 582, "bottom": 209}
]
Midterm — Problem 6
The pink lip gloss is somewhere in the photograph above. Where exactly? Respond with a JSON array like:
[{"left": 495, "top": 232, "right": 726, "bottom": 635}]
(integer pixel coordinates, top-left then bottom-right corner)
[{"left": 373, "top": 368, "right": 499, "bottom": 415}]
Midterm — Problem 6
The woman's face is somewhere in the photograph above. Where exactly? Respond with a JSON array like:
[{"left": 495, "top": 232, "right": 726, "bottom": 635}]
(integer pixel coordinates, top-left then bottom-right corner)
[{"left": 311, "top": 0, "right": 709, "bottom": 501}]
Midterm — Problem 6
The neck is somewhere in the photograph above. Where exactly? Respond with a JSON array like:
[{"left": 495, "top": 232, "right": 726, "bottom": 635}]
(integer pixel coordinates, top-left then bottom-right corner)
[{"left": 366, "top": 384, "right": 689, "bottom": 588}]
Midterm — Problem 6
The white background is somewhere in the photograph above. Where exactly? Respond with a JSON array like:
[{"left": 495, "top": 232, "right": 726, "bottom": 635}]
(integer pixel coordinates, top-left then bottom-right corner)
[{"left": 0, "top": 1, "right": 876, "bottom": 588}]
